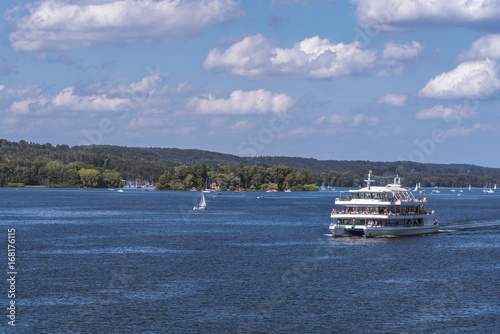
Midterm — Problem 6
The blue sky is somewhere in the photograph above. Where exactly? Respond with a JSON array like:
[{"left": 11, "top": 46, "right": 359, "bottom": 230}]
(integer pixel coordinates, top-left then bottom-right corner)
[{"left": 1, "top": 0, "right": 500, "bottom": 167}]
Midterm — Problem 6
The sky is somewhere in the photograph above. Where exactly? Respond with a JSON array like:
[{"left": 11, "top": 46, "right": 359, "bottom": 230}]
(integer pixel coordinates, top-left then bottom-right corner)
[{"left": 1, "top": 0, "right": 500, "bottom": 168}]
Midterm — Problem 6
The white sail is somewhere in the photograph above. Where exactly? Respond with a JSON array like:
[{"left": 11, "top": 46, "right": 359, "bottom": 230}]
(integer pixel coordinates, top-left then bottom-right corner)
[
  {"left": 495, "top": 184, "right": 497, "bottom": 190},
  {"left": 199, "top": 191, "right": 206, "bottom": 207},
  {"left": 469, "top": 185, "right": 471, "bottom": 191}
]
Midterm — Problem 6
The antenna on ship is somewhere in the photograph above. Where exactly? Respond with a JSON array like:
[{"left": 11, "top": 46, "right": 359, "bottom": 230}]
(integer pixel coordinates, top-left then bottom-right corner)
[{"left": 365, "top": 170, "right": 373, "bottom": 190}]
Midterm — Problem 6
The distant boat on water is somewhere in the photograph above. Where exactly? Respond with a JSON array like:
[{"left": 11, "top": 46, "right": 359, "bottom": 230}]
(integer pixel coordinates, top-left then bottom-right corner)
[
  {"left": 202, "top": 178, "right": 211, "bottom": 193},
  {"left": 235, "top": 178, "right": 244, "bottom": 193},
  {"left": 193, "top": 191, "right": 207, "bottom": 211},
  {"left": 483, "top": 183, "right": 495, "bottom": 194}
]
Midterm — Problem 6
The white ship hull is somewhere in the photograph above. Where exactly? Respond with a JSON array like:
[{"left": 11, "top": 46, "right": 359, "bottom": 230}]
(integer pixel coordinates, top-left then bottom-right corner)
[{"left": 330, "top": 224, "right": 439, "bottom": 237}]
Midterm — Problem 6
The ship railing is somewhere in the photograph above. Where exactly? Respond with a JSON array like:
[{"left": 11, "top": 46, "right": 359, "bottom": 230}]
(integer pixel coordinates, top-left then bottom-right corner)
[
  {"left": 333, "top": 220, "right": 429, "bottom": 227},
  {"left": 335, "top": 197, "right": 427, "bottom": 203},
  {"left": 331, "top": 210, "right": 435, "bottom": 216}
]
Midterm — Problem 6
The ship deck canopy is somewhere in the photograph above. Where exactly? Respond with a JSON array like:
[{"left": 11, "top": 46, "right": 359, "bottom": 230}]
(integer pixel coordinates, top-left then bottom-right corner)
[{"left": 349, "top": 185, "right": 416, "bottom": 200}]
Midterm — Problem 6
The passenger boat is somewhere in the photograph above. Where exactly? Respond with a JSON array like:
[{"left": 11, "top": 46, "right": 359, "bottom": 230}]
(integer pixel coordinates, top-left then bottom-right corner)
[{"left": 329, "top": 171, "right": 439, "bottom": 237}]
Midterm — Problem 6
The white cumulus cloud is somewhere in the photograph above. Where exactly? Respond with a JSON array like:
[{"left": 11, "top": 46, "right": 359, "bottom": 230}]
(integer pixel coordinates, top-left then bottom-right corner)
[
  {"left": 377, "top": 94, "right": 407, "bottom": 107},
  {"left": 415, "top": 105, "right": 478, "bottom": 120},
  {"left": 458, "top": 34, "right": 500, "bottom": 61},
  {"left": 272, "top": 0, "right": 310, "bottom": 5},
  {"left": 442, "top": 124, "right": 482, "bottom": 137},
  {"left": 418, "top": 59, "right": 500, "bottom": 99},
  {"left": 377, "top": 41, "right": 424, "bottom": 76},
  {"left": 51, "top": 87, "right": 130, "bottom": 112},
  {"left": 1, "top": 74, "right": 182, "bottom": 116},
  {"left": 352, "top": 0, "right": 500, "bottom": 32},
  {"left": 203, "top": 34, "right": 376, "bottom": 79},
  {"left": 8, "top": 0, "right": 243, "bottom": 52},
  {"left": 314, "top": 113, "right": 378, "bottom": 126},
  {"left": 382, "top": 41, "right": 423, "bottom": 60},
  {"left": 229, "top": 120, "right": 251, "bottom": 131},
  {"left": 109, "top": 74, "right": 165, "bottom": 96},
  {"left": 187, "top": 89, "right": 296, "bottom": 115}
]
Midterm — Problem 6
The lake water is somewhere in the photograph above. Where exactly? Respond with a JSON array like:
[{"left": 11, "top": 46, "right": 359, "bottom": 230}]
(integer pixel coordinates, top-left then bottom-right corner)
[{"left": 1, "top": 188, "right": 499, "bottom": 333}]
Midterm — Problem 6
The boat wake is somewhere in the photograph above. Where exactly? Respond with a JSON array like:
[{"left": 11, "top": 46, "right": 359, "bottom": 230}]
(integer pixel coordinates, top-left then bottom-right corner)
[{"left": 444, "top": 220, "right": 500, "bottom": 233}]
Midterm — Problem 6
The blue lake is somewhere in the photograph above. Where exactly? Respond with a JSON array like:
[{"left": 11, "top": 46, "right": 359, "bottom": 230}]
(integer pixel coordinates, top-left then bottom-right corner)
[{"left": 1, "top": 188, "right": 499, "bottom": 333}]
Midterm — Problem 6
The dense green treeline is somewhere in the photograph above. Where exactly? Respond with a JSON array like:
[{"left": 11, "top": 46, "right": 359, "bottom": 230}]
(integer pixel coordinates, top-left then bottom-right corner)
[
  {"left": 0, "top": 139, "right": 174, "bottom": 187},
  {"left": 0, "top": 157, "right": 123, "bottom": 188},
  {"left": 155, "top": 163, "right": 317, "bottom": 191},
  {"left": 1, "top": 139, "right": 500, "bottom": 189}
]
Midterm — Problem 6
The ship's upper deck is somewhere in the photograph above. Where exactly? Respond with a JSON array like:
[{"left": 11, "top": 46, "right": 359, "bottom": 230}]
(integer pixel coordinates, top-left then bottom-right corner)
[{"left": 335, "top": 173, "right": 426, "bottom": 206}]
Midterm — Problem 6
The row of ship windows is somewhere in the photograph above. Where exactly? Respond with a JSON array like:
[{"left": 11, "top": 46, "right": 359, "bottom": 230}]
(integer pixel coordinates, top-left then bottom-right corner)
[
  {"left": 352, "top": 192, "right": 386, "bottom": 199},
  {"left": 342, "top": 206, "right": 425, "bottom": 214},
  {"left": 336, "top": 218, "right": 425, "bottom": 226}
]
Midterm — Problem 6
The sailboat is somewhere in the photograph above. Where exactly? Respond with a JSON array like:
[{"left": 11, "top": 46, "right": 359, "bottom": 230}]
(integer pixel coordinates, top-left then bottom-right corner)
[
  {"left": 202, "top": 178, "right": 211, "bottom": 193},
  {"left": 118, "top": 180, "right": 124, "bottom": 192},
  {"left": 235, "top": 178, "right": 244, "bottom": 193},
  {"left": 193, "top": 191, "right": 207, "bottom": 211},
  {"left": 469, "top": 185, "right": 471, "bottom": 191},
  {"left": 285, "top": 183, "right": 292, "bottom": 192},
  {"left": 483, "top": 183, "right": 494, "bottom": 193}
]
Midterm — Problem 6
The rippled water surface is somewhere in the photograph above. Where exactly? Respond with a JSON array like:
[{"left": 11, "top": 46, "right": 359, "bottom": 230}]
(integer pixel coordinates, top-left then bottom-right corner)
[{"left": 1, "top": 188, "right": 499, "bottom": 333}]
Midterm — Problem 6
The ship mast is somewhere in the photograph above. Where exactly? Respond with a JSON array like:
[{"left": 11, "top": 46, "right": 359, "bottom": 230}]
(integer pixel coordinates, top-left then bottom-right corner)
[{"left": 364, "top": 170, "right": 373, "bottom": 190}]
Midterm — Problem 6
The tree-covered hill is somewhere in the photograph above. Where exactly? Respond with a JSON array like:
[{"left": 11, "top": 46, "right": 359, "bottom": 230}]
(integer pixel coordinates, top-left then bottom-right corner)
[
  {"left": 1, "top": 139, "right": 499, "bottom": 188},
  {"left": 72, "top": 143, "right": 495, "bottom": 176}
]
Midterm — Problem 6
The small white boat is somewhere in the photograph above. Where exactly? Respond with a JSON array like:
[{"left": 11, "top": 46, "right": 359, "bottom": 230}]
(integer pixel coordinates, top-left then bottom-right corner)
[
  {"left": 193, "top": 191, "right": 207, "bottom": 211},
  {"left": 118, "top": 189, "right": 124, "bottom": 193},
  {"left": 329, "top": 171, "right": 438, "bottom": 237}
]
